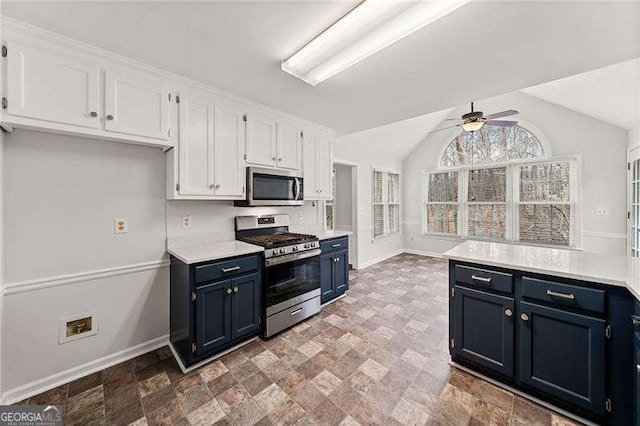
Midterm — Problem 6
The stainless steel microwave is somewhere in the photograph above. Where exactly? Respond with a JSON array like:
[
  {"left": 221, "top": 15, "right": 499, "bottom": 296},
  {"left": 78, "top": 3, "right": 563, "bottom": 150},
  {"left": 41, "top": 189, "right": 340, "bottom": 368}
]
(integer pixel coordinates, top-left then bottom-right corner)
[{"left": 235, "top": 167, "right": 304, "bottom": 207}]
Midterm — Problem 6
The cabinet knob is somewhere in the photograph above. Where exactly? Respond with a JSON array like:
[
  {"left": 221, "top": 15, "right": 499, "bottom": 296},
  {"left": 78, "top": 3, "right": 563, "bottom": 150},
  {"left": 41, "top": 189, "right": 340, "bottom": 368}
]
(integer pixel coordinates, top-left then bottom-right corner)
[
  {"left": 278, "top": 157, "right": 283, "bottom": 162},
  {"left": 215, "top": 184, "right": 221, "bottom": 189},
  {"left": 208, "top": 184, "right": 214, "bottom": 189},
  {"left": 272, "top": 156, "right": 277, "bottom": 162},
  {"left": 106, "top": 114, "right": 114, "bottom": 121},
  {"left": 89, "top": 111, "right": 97, "bottom": 117},
  {"left": 520, "top": 313, "right": 529, "bottom": 321},
  {"left": 505, "top": 309, "right": 513, "bottom": 317},
  {"left": 631, "top": 314, "right": 640, "bottom": 325},
  {"left": 226, "top": 288, "right": 232, "bottom": 295},
  {"left": 233, "top": 287, "right": 238, "bottom": 293}
]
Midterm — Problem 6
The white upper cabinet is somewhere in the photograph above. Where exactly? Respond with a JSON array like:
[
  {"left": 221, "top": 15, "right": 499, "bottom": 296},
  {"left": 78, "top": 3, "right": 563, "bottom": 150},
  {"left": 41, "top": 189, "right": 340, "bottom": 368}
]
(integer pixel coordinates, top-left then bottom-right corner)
[
  {"left": 213, "top": 102, "right": 246, "bottom": 197},
  {"left": 303, "top": 129, "right": 333, "bottom": 200},
  {"left": 178, "top": 93, "right": 215, "bottom": 196},
  {"left": 277, "top": 122, "right": 303, "bottom": 170},
  {"left": 6, "top": 41, "right": 100, "bottom": 129},
  {"left": 104, "top": 70, "right": 170, "bottom": 140},
  {"left": 246, "top": 112, "right": 277, "bottom": 167}
]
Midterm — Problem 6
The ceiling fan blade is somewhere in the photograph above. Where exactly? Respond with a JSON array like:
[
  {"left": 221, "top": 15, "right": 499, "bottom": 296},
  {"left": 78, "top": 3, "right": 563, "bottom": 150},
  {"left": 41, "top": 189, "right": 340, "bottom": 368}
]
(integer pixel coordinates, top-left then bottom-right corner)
[
  {"left": 428, "top": 124, "right": 460, "bottom": 134},
  {"left": 485, "top": 120, "right": 518, "bottom": 127},
  {"left": 484, "top": 110, "right": 519, "bottom": 120}
]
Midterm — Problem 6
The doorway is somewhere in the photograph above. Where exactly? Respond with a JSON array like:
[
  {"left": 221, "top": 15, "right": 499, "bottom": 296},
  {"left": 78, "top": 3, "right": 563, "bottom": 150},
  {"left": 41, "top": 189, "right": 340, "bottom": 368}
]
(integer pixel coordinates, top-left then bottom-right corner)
[{"left": 329, "top": 160, "right": 358, "bottom": 269}]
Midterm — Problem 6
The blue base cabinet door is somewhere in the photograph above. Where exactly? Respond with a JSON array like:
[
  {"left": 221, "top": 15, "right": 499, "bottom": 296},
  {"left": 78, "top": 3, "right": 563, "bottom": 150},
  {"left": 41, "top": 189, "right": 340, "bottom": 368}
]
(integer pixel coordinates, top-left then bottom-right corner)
[
  {"left": 635, "top": 333, "right": 640, "bottom": 426},
  {"left": 196, "top": 280, "right": 232, "bottom": 355},
  {"left": 320, "top": 252, "right": 335, "bottom": 303},
  {"left": 334, "top": 250, "right": 349, "bottom": 295},
  {"left": 231, "top": 272, "right": 261, "bottom": 340},
  {"left": 453, "top": 286, "right": 515, "bottom": 377},
  {"left": 520, "top": 301, "right": 606, "bottom": 416}
]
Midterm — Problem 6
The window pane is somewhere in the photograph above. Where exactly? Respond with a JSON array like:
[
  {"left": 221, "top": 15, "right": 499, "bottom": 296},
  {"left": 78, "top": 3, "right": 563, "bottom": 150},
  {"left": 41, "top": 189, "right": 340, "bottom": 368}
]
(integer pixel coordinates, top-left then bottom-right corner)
[
  {"left": 373, "top": 204, "right": 385, "bottom": 238},
  {"left": 388, "top": 204, "right": 400, "bottom": 234},
  {"left": 428, "top": 172, "right": 458, "bottom": 202},
  {"left": 468, "top": 168, "right": 506, "bottom": 202},
  {"left": 442, "top": 125, "right": 544, "bottom": 166},
  {"left": 426, "top": 204, "right": 458, "bottom": 234},
  {"left": 520, "top": 162, "right": 570, "bottom": 202},
  {"left": 388, "top": 173, "right": 400, "bottom": 203},
  {"left": 468, "top": 204, "right": 506, "bottom": 239},
  {"left": 326, "top": 203, "right": 334, "bottom": 230},
  {"left": 373, "top": 171, "right": 383, "bottom": 203},
  {"left": 519, "top": 204, "right": 571, "bottom": 245}
]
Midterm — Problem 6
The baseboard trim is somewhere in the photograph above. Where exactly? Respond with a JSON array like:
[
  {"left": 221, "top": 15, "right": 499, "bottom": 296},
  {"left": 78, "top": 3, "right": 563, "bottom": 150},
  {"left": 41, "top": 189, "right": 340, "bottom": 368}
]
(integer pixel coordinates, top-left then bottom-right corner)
[
  {"left": 1, "top": 334, "right": 169, "bottom": 405},
  {"left": 3, "top": 259, "right": 170, "bottom": 296},
  {"left": 357, "top": 250, "right": 404, "bottom": 269},
  {"left": 403, "top": 249, "right": 444, "bottom": 259},
  {"left": 169, "top": 338, "right": 258, "bottom": 374},
  {"left": 449, "top": 362, "right": 596, "bottom": 426}
]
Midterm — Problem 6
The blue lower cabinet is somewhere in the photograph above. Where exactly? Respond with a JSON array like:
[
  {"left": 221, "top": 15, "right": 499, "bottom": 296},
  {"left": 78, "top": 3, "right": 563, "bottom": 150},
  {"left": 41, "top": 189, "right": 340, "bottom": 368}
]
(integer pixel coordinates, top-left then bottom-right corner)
[
  {"left": 635, "top": 334, "right": 640, "bottom": 426},
  {"left": 231, "top": 272, "right": 261, "bottom": 340},
  {"left": 453, "top": 285, "right": 515, "bottom": 377},
  {"left": 320, "top": 238, "right": 349, "bottom": 304},
  {"left": 195, "top": 280, "right": 232, "bottom": 355},
  {"left": 520, "top": 301, "right": 606, "bottom": 416}
]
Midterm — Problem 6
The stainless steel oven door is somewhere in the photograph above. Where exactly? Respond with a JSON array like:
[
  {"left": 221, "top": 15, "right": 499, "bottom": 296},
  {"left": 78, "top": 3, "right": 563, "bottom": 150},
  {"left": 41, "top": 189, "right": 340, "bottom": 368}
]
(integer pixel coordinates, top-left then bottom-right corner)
[
  {"left": 243, "top": 167, "right": 304, "bottom": 206},
  {"left": 264, "top": 251, "right": 320, "bottom": 315}
]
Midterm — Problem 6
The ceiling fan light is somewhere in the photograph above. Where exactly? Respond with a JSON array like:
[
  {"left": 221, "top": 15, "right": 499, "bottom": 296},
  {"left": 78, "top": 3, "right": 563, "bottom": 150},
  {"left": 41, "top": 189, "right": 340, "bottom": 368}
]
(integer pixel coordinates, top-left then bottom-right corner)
[{"left": 461, "top": 121, "right": 484, "bottom": 132}]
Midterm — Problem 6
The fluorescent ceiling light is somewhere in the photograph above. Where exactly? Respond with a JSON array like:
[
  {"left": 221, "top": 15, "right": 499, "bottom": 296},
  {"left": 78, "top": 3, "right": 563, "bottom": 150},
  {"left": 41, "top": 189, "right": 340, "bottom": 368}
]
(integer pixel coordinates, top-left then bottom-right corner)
[{"left": 282, "top": 0, "right": 471, "bottom": 86}]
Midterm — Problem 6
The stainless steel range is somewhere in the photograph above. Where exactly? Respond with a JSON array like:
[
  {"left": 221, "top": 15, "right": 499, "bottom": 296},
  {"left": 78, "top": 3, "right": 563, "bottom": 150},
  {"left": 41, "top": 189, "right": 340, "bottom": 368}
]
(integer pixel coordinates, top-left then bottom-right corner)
[{"left": 235, "top": 214, "right": 321, "bottom": 338}]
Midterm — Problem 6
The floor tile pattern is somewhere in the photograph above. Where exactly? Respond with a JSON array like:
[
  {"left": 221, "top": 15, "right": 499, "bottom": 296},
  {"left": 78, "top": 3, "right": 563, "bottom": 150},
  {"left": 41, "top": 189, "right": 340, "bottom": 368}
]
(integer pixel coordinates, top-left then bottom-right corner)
[{"left": 18, "top": 254, "right": 582, "bottom": 425}]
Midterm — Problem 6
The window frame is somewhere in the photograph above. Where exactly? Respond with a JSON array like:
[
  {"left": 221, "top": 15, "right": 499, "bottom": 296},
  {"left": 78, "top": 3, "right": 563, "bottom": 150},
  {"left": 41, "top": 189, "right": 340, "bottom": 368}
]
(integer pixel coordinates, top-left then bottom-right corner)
[
  {"left": 372, "top": 167, "right": 402, "bottom": 241},
  {"left": 422, "top": 154, "right": 581, "bottom": 249}
]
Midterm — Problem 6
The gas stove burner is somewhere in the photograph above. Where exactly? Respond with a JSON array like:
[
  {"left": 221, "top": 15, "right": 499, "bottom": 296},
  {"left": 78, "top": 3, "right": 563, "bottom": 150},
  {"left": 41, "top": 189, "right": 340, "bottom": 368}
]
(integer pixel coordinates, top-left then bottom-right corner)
[{"left": 239, "top": 232, "right": 317, "bottom": 248}]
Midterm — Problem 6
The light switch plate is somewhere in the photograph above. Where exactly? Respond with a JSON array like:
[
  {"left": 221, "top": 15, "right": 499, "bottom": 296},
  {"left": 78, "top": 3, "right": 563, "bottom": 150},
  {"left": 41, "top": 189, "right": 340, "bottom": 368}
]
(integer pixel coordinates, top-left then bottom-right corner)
[
  {"left": 114, "top": 218, "right": 127, "bottom": 234},
  {"left": 182, "top": 215, "right": 191, "bottom": 229}
]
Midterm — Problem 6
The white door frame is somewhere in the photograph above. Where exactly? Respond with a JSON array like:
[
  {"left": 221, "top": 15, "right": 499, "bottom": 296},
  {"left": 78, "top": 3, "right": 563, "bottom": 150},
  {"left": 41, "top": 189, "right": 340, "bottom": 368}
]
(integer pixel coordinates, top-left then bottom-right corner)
[
  {"left": 627, "top": 144, "right": 640, "bottom": 256},
  {"left": 333, "top": 159, "right": 359, "bottom": 269}
]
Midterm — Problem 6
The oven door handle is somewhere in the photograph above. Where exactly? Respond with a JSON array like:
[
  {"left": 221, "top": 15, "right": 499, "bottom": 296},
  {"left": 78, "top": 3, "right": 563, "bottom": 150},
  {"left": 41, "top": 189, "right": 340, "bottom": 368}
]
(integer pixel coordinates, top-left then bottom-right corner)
[
  {"left": 265, "top": 249, "right": 321, "bottom": 267},
  {"left": 293, "top": 178, "right": 301, "bottom": 201}
]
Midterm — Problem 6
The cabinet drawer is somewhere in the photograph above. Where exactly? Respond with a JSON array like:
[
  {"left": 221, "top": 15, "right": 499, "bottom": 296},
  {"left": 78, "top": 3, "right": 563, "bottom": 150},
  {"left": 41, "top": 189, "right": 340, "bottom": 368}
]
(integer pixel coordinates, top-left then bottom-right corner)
[
  {"left": 454, "top": 265, "right": 513, "bottom": 293},
  {"left": 195, "top": 255, "right": 259, "bottom": 285},
  {"left": 522, "top": 277, "right": 605, "bottom": 314},
  {"left": 320, "top": 237, "right": 348, "bottom": 253}
]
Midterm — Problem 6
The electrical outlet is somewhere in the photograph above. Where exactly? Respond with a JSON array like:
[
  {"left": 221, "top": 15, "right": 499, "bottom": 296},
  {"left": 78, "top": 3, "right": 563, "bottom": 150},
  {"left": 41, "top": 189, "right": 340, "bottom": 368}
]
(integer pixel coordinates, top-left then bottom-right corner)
[
  {"left": 297, "top": 211, "right": 304, "bottom": 221},
  {"left": 114, "top": 218, "right": 127, "bottom": 234},
  {"left": 182, "top": 215, "right": 191, "bottom": 228},
  {"left": 596, "top": 207, "right": 610, "bottom": 216}
]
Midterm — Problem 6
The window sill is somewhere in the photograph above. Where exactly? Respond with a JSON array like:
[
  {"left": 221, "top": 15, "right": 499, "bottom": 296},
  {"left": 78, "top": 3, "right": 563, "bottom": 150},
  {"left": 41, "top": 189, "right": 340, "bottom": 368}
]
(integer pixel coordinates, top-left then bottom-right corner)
[{"left": 372, "top": 232, "right": 402, "bottom": 244}]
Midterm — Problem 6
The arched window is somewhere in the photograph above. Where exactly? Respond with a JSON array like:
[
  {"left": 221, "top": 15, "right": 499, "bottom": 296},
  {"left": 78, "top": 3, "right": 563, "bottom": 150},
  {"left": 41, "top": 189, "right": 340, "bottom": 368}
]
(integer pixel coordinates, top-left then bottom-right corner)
[{"left": 441, "top": 125, "right": 545, "bottom": 167}]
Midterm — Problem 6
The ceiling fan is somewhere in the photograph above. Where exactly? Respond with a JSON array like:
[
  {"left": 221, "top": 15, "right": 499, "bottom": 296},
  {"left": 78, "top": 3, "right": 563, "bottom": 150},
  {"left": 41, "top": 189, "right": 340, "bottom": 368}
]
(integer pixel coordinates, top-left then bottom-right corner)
[{"left": 430, "top": 103, "right": 519, "bottom": 134}]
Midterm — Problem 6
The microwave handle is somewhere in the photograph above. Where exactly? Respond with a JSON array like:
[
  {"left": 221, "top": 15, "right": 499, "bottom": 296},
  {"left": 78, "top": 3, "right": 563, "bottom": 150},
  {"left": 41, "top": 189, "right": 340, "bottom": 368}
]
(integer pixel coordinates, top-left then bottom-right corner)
[{"left": 294, "top": 178, "right": 301, "bottom": 200}]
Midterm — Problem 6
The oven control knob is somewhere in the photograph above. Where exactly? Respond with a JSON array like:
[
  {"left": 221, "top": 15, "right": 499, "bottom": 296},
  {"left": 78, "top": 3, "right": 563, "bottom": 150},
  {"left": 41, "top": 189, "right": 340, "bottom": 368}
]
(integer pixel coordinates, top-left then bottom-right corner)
[
  {"left": 272, "top": 250, "right": 278, "bottom": 256},
  {"left": 279, "top": 248, "right": 286, "bottom": 254},
  {"left": 293, "top": 246, "right": 299, "bottom": 252}
]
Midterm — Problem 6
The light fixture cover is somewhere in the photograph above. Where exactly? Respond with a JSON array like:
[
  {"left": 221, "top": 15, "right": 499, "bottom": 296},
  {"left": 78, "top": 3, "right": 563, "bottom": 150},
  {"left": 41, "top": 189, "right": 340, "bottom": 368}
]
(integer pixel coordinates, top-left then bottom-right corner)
[
  {"left": 282, "top": 0, "right": 471, "bottom": 86},
  {"left": 461, "top": 121, "right": 484, "bottom": 132}
]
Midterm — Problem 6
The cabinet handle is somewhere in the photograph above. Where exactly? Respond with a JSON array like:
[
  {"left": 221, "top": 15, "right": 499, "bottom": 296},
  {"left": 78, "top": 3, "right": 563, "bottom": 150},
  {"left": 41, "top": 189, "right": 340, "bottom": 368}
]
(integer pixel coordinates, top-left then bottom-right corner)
[
  {"left": 89, "top": 111, "right": 97, "bottom": 117},
  {"left": 546, "top": 289, "right": 575, "bottom": 300},
  {"left": 505, "top": 309, "right": 513, "bottom": 317},
  {"left": 521, "top": 313, "right": 529, "bottom": 321},
  {"left": 290, "top": 308, "right": 303, "bottom": 316},
  {"left": 332, "top": 244, "right": 341, "bottom": 248},
  {"left": 106, "top": 114, "right": 114, "bottom": 120},
  {"left": 636, "top": 364, "right": 640, "bottom": 374},
  {"left": 226, "top": 288, "right": 232, "bottom": 295},
  {"left": 233, "top": 287, "right": 238, "bottom": 293},
  {"left": 631, "top": 315, "right": 640, "bottom": 325},
  {"left": 471, "top": 275, "right": 491, "bottom": 283},
  {"left": 222, "top": 266, "right": 241, "bottom": 273}
]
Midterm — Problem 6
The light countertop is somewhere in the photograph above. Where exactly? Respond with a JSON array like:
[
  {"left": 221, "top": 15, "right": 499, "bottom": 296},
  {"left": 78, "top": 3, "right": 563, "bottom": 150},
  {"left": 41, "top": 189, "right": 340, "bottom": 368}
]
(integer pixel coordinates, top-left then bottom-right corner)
[
  {"left": 443, "top": 240, "right": 640, "bottom": 300},
  {"left": 313, "top": 230, "right": 353, "bottom": 241},
  {"left": 168, "top": 239, "right": 263, "bottom": 264}
]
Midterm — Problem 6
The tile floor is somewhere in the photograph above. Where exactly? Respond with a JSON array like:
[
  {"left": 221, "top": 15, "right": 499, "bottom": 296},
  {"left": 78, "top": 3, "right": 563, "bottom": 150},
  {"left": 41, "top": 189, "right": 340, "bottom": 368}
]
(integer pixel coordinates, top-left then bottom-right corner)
[{"left": 17, "top": 254, "right": 581, "bottom": 425}]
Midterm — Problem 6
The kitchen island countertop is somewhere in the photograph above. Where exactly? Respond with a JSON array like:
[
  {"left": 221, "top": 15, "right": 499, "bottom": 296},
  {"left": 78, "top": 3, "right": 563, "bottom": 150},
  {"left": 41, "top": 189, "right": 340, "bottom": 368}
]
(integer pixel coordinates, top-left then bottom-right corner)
[{"left": 443, "top": 240, "right": 640, "bottom": 300}]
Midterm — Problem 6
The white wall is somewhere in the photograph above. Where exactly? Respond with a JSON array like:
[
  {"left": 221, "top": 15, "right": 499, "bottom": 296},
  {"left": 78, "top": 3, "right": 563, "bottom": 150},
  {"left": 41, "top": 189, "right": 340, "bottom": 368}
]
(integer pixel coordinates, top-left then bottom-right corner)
[
  {"left": 334, "top": 164, "right": 353, "bottom": 230},
  {"left": 630, "top": 124, "right": 640, "bottom": 148},
  {"left": 333, "top": 136, "right": 404, "bottom": 268},
  {"left": 404, "top": 91, "right": 629, "bottom": 256}
]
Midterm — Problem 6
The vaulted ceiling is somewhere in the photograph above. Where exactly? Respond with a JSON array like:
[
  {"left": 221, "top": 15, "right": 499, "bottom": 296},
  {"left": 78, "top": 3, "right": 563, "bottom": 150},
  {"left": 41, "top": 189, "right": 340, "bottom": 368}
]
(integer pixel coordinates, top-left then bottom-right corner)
[{"left": 3, "top": 1, "right": 638, "bottom": 135}]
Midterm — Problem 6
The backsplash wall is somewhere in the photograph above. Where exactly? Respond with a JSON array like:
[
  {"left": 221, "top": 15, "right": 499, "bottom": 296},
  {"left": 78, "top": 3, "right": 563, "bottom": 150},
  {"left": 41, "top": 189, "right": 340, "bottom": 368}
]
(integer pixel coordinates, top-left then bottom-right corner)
[{"left": 166, "top": 200, "right": 325, "bottom": 242}]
